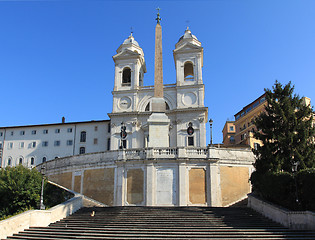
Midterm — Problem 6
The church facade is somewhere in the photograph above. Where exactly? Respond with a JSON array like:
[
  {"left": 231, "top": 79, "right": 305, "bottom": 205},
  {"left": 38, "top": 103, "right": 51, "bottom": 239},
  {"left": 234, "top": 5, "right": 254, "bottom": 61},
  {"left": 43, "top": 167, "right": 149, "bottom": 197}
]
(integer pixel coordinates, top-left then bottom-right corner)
[
  {"left": 1, "top": 20, "right": 255, "bottom": 207},
  {"left": 109, "top": 27, "right": 207, "bottom": 150},
  {"left": 43, "top": 21, "right": 254, "bottom": 207}
]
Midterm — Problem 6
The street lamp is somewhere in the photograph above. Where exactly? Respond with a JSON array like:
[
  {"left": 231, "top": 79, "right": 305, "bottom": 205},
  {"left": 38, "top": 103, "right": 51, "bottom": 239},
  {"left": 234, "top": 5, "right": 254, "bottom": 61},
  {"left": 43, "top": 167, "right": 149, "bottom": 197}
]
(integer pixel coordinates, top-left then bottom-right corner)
[
  {"left": 209, "top": 118, "right": 213, "bottom": 145},
  {"left": 292, "top": 161, "right": 300, "bottom": 206},
  {"left": 40, "top": 166, "right": 45, "bottom": 210}
]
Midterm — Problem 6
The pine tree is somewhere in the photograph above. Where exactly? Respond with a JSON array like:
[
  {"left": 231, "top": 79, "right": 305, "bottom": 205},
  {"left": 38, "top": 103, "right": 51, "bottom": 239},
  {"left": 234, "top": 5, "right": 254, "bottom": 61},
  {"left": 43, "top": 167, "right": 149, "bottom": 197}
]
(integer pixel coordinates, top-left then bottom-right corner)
[{"left": 253, "top": 81, "right": 315, "bottom": 174}]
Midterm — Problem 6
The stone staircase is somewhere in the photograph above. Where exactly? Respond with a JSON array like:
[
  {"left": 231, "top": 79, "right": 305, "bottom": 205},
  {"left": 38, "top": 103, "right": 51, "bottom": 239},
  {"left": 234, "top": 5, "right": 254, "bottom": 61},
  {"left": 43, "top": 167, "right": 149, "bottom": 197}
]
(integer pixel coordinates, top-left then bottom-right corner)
[{"left": 5, "top": 206, "right": 315, "bottom": 239}]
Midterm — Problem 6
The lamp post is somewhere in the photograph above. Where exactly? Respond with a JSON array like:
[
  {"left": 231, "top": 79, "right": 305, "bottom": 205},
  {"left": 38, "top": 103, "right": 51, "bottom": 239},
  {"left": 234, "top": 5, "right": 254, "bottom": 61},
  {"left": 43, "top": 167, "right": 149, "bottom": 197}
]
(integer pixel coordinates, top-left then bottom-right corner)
[
  {"left": 40, "top": 166, "right": 45, "bottom": 210},
  {"left": 209, "top": 118, "right": 213, "bottom": 145},
  {"left": 292, "top": 161, "right": 300, "bottom": 206}
]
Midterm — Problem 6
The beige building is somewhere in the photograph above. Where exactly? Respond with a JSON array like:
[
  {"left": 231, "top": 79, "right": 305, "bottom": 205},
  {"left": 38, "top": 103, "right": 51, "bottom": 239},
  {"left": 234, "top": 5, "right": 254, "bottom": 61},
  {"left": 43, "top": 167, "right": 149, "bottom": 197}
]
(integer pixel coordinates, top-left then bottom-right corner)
[
  {"left": 226, "top": 94, "right": 314, "bottom": 149},
  {"left": 222, "top": 121, "right": 236, "bottom": 146},
  {"left": 232, "top": 93, "right": 267, "bottom": 149}
]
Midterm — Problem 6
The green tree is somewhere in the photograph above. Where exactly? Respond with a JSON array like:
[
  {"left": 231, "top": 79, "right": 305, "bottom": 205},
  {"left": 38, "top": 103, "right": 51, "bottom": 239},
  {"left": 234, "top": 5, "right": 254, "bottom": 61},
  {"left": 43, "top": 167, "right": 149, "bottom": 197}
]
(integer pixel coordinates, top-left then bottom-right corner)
[
  {"left": 253, "top": 81, "right": 315, "bottom": 174},
  {"left": 0, "top": 165, "right": 43, "bottom": 218}
]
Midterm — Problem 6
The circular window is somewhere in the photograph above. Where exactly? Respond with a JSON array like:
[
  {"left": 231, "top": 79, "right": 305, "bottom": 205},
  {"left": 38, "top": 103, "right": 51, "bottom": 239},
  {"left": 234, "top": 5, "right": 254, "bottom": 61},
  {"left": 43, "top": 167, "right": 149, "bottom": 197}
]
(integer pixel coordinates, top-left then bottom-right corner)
[{"left": 119, "top": 97, "right": 131, "bottom": 110}]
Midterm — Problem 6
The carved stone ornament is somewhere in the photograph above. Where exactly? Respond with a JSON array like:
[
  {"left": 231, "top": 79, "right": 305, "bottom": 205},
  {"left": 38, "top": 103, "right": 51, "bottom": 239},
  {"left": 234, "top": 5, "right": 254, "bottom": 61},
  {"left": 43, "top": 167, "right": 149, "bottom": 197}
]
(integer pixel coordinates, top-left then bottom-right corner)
[
  {"left": 198, "top": 117, "right": 204, "bottom": 123},
  {"left": 175, "top": 119, "right": 182, "bottom": 124},
  {"left": 132, "top": 121, "right": 140, "bottom": 126}
]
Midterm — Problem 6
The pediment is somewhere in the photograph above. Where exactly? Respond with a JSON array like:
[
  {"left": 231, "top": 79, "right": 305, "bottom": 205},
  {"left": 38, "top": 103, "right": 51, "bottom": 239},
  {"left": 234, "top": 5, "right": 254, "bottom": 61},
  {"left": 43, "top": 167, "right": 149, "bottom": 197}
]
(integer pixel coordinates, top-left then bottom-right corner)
[
  {"left": 174, "top": 42, "right": 203, "bottom": 53},
  {"left": 113, "top": 49, "right": 141, "bottom": 60}
]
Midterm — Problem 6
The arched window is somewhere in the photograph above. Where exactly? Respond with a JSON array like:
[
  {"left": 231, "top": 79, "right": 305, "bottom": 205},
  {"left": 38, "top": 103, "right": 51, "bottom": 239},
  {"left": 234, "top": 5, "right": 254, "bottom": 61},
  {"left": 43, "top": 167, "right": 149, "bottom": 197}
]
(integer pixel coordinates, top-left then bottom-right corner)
[
  {"left": 80, "top": 131, "right": 86, "bottom": 142},
  {"left": 42, "top": 157, "right": 47, "bottom": 163},
  {"left": 165, "top": 102, "right": 170, "bottom": 110},
  {"left": 80, "top": 147, "right": 86, "bottom": 154},
  {"left": 184, "top": 62, "right": 194, "bottom": 81},
  {"left": 122, "top": 67, "right": 131, "bottom": 86},
  {"left": 145, "top": 103, "right": 150, "bottom": 111},
  {"left": 19, "top": 157, "right": 23, "bottom": 165},
  {"left": 8, "top": 158, "right": 12, "bottom": 166},
  {"left": 30, "top": 157, "right": 35, "bottom": 165}
]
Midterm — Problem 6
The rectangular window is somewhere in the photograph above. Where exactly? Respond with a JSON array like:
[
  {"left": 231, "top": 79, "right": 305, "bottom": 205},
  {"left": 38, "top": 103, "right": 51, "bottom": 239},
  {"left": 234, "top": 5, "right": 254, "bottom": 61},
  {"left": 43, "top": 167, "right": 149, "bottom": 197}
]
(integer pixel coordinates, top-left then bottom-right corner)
[
  {"left": 0, "top": 132, "right": 3, "bottom": 137},
  {"left": 20, "top": 131, "right": 25, "bottom": 135},
  {"left": 8, "top": 142, "right": 13, "bottom": 149},
  {"left": 80, "top": 131, "right": 86, "bottom": 142},
  {"left": 188, "top": 136, "right": 194, "bottom": 146},
  {"left": 55, "top": 129, "right": 60, "bottom": 133},
  {"left": 54, "top": 140, "right": 60, "bottom": 146},
  {"left": 94, "top": 126, "right": 98, "bottom": 131},
  {"left": 32, "top": 141, "right": 36, "bottom": 148},
  {"left": 0, "top": 143, "right": 2, "bottom": 149},
  {"left": 42, "top": 141, "right": 48, "bottom": 147},
  {"left": 31, "top": 130, "right": 37, "bottom": 135},
  {"left": 43, "top": 129, "right": 48, "bottom": 134},
  {"left": 108, "top": 123, "right": 111, "bottom": 133},
  {"left": 107, "top": 138, "right": 110, "bottom": 150},
  {"left": 67, "top": 128, "right": 72, "bottom": 133},
  {"left": 94, "top": 138, "right": 98, "bottom": 145},
  {"left": 10, "top": 131, "right": 14, "bottom": 136},
  {"left": 229, "top": 126, "right": 234, "bottom": 131},
  {"left": 66, "top": 140, "right": 73, "bottom": 146},
  {"left": 253, "top": 101, "right": 259, "bottom": 108},
  {"left": 19, "top": 142, "right": 24, "bottom": 148}
]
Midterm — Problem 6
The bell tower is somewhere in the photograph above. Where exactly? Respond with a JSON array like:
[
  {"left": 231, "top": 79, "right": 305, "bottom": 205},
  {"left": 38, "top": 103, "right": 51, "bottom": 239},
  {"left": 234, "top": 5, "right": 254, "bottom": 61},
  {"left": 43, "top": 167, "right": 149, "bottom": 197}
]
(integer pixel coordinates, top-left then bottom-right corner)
[
  {"left": 112, "top": 33, "right": 147, "bottom": 114},
  {"left": 173, "top": 27, "right": 203, "bottom": 86},
  {"left": 113, "top": 33, "right": 146, "bottom": 92}
]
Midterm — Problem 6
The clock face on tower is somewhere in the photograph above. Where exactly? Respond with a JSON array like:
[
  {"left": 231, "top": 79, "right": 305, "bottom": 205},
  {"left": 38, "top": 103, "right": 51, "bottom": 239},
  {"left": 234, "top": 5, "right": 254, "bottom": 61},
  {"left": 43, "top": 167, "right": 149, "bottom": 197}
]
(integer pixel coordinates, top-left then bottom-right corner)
[{"left": 119, "top": 97, "right": 131, "bottom": 110}]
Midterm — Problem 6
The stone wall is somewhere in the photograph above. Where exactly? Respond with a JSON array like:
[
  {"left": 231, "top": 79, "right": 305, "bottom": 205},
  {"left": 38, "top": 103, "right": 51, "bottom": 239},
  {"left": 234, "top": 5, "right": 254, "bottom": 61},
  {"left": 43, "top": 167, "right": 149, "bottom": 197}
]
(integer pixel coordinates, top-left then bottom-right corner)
[
  {"left": 220, "top": 166, "right": 251, "bottom": 206},
  {"left": 41, "top": 147, "right": 255, "bottom": 207}
]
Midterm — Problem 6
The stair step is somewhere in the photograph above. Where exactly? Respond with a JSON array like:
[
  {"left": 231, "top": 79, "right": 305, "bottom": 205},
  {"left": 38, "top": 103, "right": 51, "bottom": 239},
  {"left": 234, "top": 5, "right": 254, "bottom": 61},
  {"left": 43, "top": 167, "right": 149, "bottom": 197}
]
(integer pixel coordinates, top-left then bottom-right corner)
[{"left": 6, "top": 206, "right": 315, "bottom": 239}]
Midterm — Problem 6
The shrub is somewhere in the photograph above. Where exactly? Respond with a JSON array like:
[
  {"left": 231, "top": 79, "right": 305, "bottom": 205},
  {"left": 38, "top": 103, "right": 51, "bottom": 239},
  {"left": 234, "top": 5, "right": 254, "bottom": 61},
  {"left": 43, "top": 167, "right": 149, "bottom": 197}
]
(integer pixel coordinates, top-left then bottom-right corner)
[
  {"left": 296, "top": 169, "right": 315, "bottom": 211},
  {"left": 250, "top": 171, "right": 297, "bottom": 210}
]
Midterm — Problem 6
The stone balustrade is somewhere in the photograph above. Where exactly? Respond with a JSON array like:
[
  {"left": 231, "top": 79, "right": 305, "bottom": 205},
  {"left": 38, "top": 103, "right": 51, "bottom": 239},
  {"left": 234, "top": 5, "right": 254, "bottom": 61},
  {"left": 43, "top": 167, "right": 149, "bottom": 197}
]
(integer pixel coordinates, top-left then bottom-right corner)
[{"left": 39, "top": 146, "right": 253, "bottom": 175}]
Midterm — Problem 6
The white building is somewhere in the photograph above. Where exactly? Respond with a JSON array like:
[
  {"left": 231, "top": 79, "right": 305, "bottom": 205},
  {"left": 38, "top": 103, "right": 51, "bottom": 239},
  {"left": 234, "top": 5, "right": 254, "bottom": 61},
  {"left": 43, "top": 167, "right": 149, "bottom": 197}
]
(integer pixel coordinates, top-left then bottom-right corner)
[
  {"left": 110, "top": 28, "right": 207, "bottom": 150},
  {"left": 0, "top": 120, "right": 111, "bottom": 168}
]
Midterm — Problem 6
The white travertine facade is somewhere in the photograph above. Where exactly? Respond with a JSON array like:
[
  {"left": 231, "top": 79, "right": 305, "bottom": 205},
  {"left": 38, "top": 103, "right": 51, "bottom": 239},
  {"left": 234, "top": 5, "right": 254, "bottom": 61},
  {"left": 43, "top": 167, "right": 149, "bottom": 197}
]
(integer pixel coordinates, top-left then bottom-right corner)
[
  {"left": 109, "top": 28, "right": 207, "bottom": 150},
  {"left": 1, "top": 24, "right": 255, "bottom": 207}
]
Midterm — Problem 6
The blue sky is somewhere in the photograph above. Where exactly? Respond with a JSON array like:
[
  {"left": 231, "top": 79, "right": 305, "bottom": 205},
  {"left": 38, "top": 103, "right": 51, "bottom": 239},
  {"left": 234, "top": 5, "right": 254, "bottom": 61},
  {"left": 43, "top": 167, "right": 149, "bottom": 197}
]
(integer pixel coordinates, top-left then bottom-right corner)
[{"left": 0, "top": 0, "right": 314, "bottom": 144}]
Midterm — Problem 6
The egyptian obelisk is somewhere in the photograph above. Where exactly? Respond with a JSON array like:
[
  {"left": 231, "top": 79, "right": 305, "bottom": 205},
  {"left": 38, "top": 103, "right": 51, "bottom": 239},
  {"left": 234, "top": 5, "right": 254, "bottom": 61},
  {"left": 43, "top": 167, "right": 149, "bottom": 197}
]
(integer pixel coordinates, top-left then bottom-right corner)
[{"left": 148, "top": 8, "right": 170, "bottom": 148}]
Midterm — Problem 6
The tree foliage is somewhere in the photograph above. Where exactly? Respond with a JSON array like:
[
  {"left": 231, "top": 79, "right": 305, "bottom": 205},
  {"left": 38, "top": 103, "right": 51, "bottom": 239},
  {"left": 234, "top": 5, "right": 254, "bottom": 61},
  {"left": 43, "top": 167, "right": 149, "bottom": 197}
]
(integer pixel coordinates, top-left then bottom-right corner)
[
  {"left": 0, "top": 165, "right": 43, "bottom": 218},
  {"left": 0, "top": 165, "right": 74, "bottom": 219},
  {"left": 253, "top": 81, "right": 315, "bottom": 173}
]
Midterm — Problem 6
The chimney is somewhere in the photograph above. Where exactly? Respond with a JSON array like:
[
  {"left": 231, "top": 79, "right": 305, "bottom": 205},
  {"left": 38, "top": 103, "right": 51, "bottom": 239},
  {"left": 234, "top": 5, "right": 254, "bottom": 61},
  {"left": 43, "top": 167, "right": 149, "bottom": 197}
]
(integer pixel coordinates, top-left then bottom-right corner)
[{"left": 62, "top": 117, "right": 65, "bottom": 124}]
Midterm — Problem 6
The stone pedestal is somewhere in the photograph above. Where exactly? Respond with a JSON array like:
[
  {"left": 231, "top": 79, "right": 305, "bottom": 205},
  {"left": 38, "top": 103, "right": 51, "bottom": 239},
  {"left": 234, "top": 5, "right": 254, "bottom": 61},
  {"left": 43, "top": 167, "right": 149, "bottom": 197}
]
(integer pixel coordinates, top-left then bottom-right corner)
[{"left": 148, "top": 112, "right": 170, "bottom": 148}]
